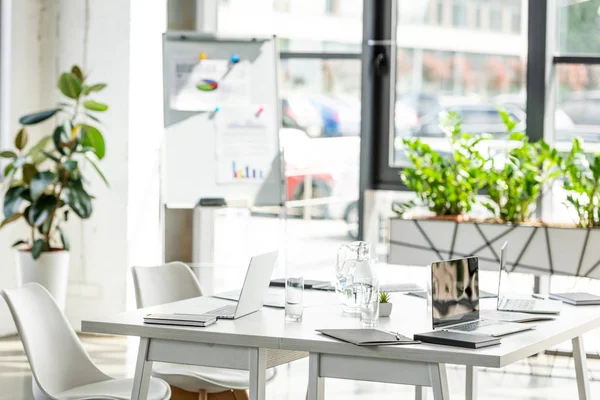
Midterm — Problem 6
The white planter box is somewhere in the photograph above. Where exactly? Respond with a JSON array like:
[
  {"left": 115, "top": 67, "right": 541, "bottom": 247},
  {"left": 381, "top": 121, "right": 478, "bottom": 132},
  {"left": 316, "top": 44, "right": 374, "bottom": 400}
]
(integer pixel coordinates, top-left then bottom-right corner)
[{"left": 389, "top": 218, "right": 600, "bottom": 278}]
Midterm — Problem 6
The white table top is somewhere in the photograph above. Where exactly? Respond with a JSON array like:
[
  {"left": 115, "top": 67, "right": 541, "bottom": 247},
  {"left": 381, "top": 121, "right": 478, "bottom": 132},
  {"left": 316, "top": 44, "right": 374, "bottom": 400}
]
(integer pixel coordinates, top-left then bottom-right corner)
[{"left": 82, "top": 290, "right": 600, "bottom": 368}]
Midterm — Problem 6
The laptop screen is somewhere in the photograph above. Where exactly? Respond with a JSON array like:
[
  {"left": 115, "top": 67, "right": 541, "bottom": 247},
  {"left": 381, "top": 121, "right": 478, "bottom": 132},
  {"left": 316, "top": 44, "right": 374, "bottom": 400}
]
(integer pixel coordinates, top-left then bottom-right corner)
[{"left": 431, "top": 257, "right": 480, "bottom": 329}]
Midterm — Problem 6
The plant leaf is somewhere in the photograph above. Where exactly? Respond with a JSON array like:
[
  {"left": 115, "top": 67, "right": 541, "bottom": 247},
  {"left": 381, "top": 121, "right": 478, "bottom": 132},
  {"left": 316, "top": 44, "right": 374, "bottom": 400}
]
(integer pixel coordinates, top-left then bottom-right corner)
[
  {"left": 80, "top": 124, "right": 105, "bottom": 159},
  {"left": 42, "top": 151, "right": 61, "bottom": 163},
  {"left": 3, "top": 186, "right": 27, "bottom": 218},
  {"left": 27, "top": 195, "right": 58, "bottom": 227},
  {"left": 31, "top": 239, "right": 44, "bottom": 259},
  {"left": 22, "top": 163, "right": 38, "bottom": 184},
  {"left": 64, "top": 180, "right": 92, "bottom": 218},
  {"left": 83, "top": 100, "right": 108, "bottom": 112},
  {"left": 71, "top": 65, "right": 84, "bottom": 81},
  {"left": 52, "top": 125, "right": 69, "bottom": 155},
  {"left": 30, "top": 171, "right": 56, "bottom": 200},
  {"left": 58, "top": 226, "right": 70, "bottom": 251},
  {"left": 58, "top": 72, "right": 82, "bottom": 99},
  {"left": 0, "top": 151, "right": 17, "bottom": 159},
  {"left": 15, "top": 128, "right": 28, "bottom": 150},
  {"left": 82, "top": 83, "right": 106, "bottom": 95},
  {"left": 12, "top": 239, "right": 27, "bottom": 248},
  {"left": 0, "top": 212, "right": 23, "bottom": 229},
  {"left": 84, "top": 153, "right": 109, "bottom": 187},
  {"left": 19, "top": 108, "right": 61, "bottom": 125},
  {"left": 28, "top": 136, "right": 53, "bottom": 164},
  {"left": 64, "top": 159, "right": 78, "bottom": 171}
]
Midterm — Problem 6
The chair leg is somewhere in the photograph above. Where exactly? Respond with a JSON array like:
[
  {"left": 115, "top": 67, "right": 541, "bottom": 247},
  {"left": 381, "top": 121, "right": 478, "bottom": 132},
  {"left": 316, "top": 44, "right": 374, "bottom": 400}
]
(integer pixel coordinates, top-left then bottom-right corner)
[
  {"left": 199, "top": 389, "right": 208, "bottom": 400},
  {"left": 232, "top": 390, "right": 249, "bottom": 400},
  {"left": 170, "top": 386, "right": 200, "bottom": 400}
]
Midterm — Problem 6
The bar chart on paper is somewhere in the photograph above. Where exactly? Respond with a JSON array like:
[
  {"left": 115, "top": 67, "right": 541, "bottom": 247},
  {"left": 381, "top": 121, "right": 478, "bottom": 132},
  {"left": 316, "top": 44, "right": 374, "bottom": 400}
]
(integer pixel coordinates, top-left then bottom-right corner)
[{"left": 232, "top": 161, "right": 264, "bottom": 180}]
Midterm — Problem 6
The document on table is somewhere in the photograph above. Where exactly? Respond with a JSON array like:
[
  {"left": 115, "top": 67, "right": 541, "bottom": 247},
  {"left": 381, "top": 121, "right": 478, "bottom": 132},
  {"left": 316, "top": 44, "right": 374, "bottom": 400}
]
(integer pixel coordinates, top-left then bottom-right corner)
[{"left": 481, "top": 310, "right": 555, "bottom": 323}]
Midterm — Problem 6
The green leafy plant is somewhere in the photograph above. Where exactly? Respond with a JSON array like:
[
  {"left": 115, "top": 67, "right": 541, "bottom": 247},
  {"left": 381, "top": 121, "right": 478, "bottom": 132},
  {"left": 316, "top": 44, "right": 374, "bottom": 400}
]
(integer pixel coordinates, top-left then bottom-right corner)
[
  {"left": 379, "top": 291, "right": 391, "bottom": 304},
  {"left": 483, "top": 110, "right": 561, "bottom": 224},
  {"left": 562, "top": 137, "right": 600, "bottom": 227},
  {"left": 394, "top": 112, "right": 488, "bottom": 217},
  {"left": 0, "top": 65, "right": 109, "bottom": 259}
]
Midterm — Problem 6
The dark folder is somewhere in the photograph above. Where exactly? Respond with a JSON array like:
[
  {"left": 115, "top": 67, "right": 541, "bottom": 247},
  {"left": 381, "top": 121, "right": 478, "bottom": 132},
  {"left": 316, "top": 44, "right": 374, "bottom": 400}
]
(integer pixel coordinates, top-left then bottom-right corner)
[
  {"left": 317, "top": 329, "right": 420, "bottom": 346},
  {"left": 549, "top": 292, "right": 600, "bottom": 306},
  {"left": 414, "top": 331, "right": 500, "bottom": 349}
]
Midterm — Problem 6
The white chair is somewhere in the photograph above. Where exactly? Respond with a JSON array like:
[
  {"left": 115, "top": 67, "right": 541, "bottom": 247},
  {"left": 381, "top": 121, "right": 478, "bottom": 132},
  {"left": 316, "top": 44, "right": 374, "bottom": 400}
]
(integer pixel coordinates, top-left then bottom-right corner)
[
  {"left": 1, "top": 283, "right": 170, "bottom": 400},
  {"left": 131, "top": 262, "right": 275, "bottom": 400}
]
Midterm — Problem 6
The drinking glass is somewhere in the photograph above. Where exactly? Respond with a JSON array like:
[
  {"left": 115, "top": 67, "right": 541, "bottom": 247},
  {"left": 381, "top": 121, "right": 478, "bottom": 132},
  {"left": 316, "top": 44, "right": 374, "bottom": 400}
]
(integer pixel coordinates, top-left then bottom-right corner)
[
  {"left": 285, "top": 276, "right": 304, "bottom": 322},
  {"left": 360, "top": 281, "right": 379, "bottom": 327}
]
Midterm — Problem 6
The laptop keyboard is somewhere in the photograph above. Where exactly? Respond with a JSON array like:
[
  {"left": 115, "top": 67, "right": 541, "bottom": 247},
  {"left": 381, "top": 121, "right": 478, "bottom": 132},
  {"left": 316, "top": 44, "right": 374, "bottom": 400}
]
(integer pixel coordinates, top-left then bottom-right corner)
[
  {"left": 205, "top": 305, "right": 236, "bottom": 317},
  {"left": 502, "top": 299, "right": 534, "bottom": 310},
  {"left": 450, "top": 319, "right": 499, "bottom": 332}
]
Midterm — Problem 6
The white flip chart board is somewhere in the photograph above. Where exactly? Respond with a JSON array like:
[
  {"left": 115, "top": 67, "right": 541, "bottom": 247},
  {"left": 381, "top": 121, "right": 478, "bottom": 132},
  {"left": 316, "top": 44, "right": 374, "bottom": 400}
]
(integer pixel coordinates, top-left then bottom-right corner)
[{"left": 162, "top": 33, "right": 284, "bottom": 206}]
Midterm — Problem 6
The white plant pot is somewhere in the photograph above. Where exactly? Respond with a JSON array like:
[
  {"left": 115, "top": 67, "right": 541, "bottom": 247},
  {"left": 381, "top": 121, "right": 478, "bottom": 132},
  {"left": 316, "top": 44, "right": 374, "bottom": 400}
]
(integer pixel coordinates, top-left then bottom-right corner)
[
  {"left": 15, "top": 250, "right": 70, "bottom": 310},
  {"left": 389, "top": 218, "right": 600, "bottom": 278},
  {"left": 379, "top": 302, "right": 393, "bottom": 317}
]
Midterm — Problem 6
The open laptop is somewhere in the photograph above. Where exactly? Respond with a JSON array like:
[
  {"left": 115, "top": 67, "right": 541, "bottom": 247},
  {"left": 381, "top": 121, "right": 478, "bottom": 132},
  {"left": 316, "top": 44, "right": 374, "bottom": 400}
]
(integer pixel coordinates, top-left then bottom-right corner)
[
  {"left": 432, "top": 256, "right": 533, "bottom": 337},
  {"left": 204, "top": 251, "right": 278, "bottom": 319},
  {"left": 497, "top": 242, "right": 562, "bottom": 314}
]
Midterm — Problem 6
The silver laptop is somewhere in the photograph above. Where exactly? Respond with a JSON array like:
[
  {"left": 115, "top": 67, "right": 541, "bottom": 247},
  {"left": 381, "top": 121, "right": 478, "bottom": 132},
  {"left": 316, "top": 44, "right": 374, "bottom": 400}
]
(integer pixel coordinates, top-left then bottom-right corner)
[
  {"left": 432, "top": 256, "right": 533, "bottom": 337},
  {"left": 497, "top": 242, "right": 562, "bottom": 314},
  {"left": 204, "top": 251, "right": 278, "bottom": 320}
]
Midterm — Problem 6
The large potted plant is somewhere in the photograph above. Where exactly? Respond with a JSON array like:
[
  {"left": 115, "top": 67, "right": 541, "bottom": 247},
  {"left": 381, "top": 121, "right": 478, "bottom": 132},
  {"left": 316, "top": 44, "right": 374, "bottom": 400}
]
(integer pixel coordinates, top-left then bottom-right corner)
[
  {"left": 0, "top": 65, "right": 108, "bottom": 309},
  {"left": 389, "top": 109, "right": 600, "bottom": 278}
]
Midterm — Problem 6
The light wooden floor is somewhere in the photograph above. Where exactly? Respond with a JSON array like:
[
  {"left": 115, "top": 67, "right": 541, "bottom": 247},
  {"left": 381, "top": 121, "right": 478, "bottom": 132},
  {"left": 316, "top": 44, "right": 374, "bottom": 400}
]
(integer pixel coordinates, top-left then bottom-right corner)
[{"left": 2, "top": 334, "right": 600, "bottom": 399}]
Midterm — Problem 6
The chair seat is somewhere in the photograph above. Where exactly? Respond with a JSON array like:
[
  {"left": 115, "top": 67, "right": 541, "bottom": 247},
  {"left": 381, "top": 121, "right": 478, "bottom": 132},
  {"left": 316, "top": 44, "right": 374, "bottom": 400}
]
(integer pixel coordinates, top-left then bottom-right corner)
[
  {"left": 54, "top": 377, "right": 170, "bottom": 400},
  {"left": 153, "top": 362, "right": 277, "bottom": 393}
]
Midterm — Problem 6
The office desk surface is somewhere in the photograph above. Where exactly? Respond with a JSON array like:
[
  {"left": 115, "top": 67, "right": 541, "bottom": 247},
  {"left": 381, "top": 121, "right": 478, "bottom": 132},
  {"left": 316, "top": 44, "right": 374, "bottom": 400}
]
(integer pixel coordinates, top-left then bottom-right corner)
[{"left": 82, "top": 292, "right": 600, "bottom": 369}]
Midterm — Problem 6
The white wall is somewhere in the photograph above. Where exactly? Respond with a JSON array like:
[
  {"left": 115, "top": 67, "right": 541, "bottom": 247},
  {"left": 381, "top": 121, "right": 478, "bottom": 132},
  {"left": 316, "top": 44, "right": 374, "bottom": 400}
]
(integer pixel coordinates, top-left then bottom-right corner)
[{"left": 0, "top": 0, "right": 164, "bottom": 334}]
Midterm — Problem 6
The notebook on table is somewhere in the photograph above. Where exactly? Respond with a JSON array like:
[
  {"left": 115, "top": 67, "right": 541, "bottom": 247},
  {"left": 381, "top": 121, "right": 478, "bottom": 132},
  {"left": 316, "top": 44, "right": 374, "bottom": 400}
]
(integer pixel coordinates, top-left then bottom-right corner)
[
  {"left": 144, "top": 313, "right": 217, "bottom": 327},
  {"left": 414, "top": 331, "right": 500, "bottom": 349},
  {"left": 317, "top": 329, "right": 420, "bottom": 346},
  {"left": 549, "top": 292, "right": 600, "bottom": 306}
]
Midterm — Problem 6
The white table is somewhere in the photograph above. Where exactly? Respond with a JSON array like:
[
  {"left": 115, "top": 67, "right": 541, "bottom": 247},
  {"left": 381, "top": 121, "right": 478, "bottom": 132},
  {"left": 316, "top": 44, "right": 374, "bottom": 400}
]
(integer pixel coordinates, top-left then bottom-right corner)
[{"left": 82, "top": 292, "right": 600, "bottom": 400}]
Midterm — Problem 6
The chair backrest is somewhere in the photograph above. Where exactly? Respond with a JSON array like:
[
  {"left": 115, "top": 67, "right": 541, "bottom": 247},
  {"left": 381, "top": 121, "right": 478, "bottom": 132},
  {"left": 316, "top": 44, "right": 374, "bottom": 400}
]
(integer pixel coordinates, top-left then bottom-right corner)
[
  {"left": 1, "top": 283, "right": 109, "bottom": 397},
  {"left": 131, "top": 262, "right": 203, "bottom": 308}
]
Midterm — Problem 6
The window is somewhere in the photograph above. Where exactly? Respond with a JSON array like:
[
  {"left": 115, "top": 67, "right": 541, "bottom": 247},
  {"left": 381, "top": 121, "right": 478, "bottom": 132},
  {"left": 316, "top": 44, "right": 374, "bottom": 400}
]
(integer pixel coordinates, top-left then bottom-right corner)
[
  {"left": 557, "top": 1, "right": 600, "bottom": 55},
  {"left": 511, "top": 11, "right": 521, "bottom": 33},
  {"left": 392, "top": 0, "right": 527, "bottom": 168},
  {"left": 489, "top": 8, "right": 503, "bottom": 31},
  {"left": 274, "top": 0, "right": 290, "bottom": 13},
  {"left": 475, "top": 7, "right": 482, "bottom": 29},
  {"left": 437, "top": 1, "right": 445, "bottom": 26},
  {"left": 452, "top": 3, "right": 467, "bottom": 27}
]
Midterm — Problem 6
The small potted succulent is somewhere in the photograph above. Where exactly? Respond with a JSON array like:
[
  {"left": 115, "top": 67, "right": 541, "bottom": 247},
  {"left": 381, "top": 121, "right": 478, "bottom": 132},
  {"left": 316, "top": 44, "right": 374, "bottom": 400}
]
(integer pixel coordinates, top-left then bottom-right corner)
[
  {"left": 0, "top": 65, "right": 109, "bottom": 310},
  {"left": 379, "top": 291, "right": 393, "bottom": 317}
]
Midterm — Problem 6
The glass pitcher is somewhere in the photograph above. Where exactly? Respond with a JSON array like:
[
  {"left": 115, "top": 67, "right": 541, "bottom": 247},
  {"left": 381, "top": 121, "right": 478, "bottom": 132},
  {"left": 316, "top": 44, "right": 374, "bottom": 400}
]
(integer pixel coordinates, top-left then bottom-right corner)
[{"left": 335, "top": 241, "right": 378, "bottom": 315}]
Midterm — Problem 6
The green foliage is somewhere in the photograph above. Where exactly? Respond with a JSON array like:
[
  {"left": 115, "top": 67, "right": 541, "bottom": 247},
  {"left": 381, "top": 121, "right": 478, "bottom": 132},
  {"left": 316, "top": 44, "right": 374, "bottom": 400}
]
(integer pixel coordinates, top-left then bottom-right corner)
[
  {"left": 379, "top": 291, "right": 391, "bottom": 304},
  {"left": 1, "top": 65, "right": 109, "bottom": 259},
  {"left": 562, "top": 138, "right": 600, "bottom": 227},
  {"left": 482, "top": 110, "right": 562, "bottom": 224},
  {"left": 397, "top": 112, "right": 488, "bottom": 217}
]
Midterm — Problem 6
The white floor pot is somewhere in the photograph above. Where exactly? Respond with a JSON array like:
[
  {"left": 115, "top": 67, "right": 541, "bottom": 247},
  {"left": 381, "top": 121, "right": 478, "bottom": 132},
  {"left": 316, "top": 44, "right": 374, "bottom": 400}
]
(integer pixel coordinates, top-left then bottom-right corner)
[
  {"left": 15, "top": 250, "right": 70, "bottom": 310},
  {"left": 389, "top": 218, "right": 600, "bottom": 278}
]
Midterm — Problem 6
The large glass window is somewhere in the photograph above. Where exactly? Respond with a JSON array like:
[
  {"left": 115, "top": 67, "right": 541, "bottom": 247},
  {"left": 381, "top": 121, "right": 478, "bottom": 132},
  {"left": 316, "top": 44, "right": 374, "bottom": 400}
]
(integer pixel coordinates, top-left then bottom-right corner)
[
  {"left": 558, "top": 0, "right": 600, "bottom": 55},
  {"left": 393, "top": 0, "right": 527, "bottom": 167}
]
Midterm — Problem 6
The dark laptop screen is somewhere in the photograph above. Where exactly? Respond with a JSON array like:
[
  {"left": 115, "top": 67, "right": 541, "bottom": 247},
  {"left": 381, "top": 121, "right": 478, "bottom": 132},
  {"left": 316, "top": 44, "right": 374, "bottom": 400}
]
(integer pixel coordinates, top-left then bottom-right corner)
[{"left": 431, "top": 257, "right": 480, "bottom": 329}]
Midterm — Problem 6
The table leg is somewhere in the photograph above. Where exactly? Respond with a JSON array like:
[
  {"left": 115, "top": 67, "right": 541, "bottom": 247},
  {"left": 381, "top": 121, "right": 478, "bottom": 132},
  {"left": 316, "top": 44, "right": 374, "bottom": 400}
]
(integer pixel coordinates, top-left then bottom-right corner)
[
  {"left": 131, "top": 338, "right": 153, "bottom": 400},
  {"left": 248, "top": 348, "right": 267, "bottom": 400},
  {"left": 415, "top": 386, "right": 426, "bottom": 400},
  {"left": 466, "top": 366, "right": 477, "bottom": 400},
  {"left": 308, "top": 353, "right": 325, "bottom": 400},
  {"left": 429, "top": 363, "right": 450, "bottom": 400},
  {"left": 573, "top": 336, "right": 591, "bottom": 400}
]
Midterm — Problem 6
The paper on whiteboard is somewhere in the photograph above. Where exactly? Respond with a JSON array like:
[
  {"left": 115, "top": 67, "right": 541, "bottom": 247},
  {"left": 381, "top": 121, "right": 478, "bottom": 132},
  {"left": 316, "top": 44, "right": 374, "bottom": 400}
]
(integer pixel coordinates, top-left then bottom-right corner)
[
  {"left": 215, "top": 107, "right": 274, "bottom": 184},
  {"left": 169, "top": 57, "right": 251, "bottom": 111}
]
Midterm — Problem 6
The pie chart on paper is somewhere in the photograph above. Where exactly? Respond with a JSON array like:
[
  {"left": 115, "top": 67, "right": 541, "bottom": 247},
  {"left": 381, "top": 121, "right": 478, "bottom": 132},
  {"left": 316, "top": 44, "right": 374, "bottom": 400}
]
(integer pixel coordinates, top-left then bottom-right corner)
[{"left": 196, "top": 79, "right": 219, "bottom": 91}]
